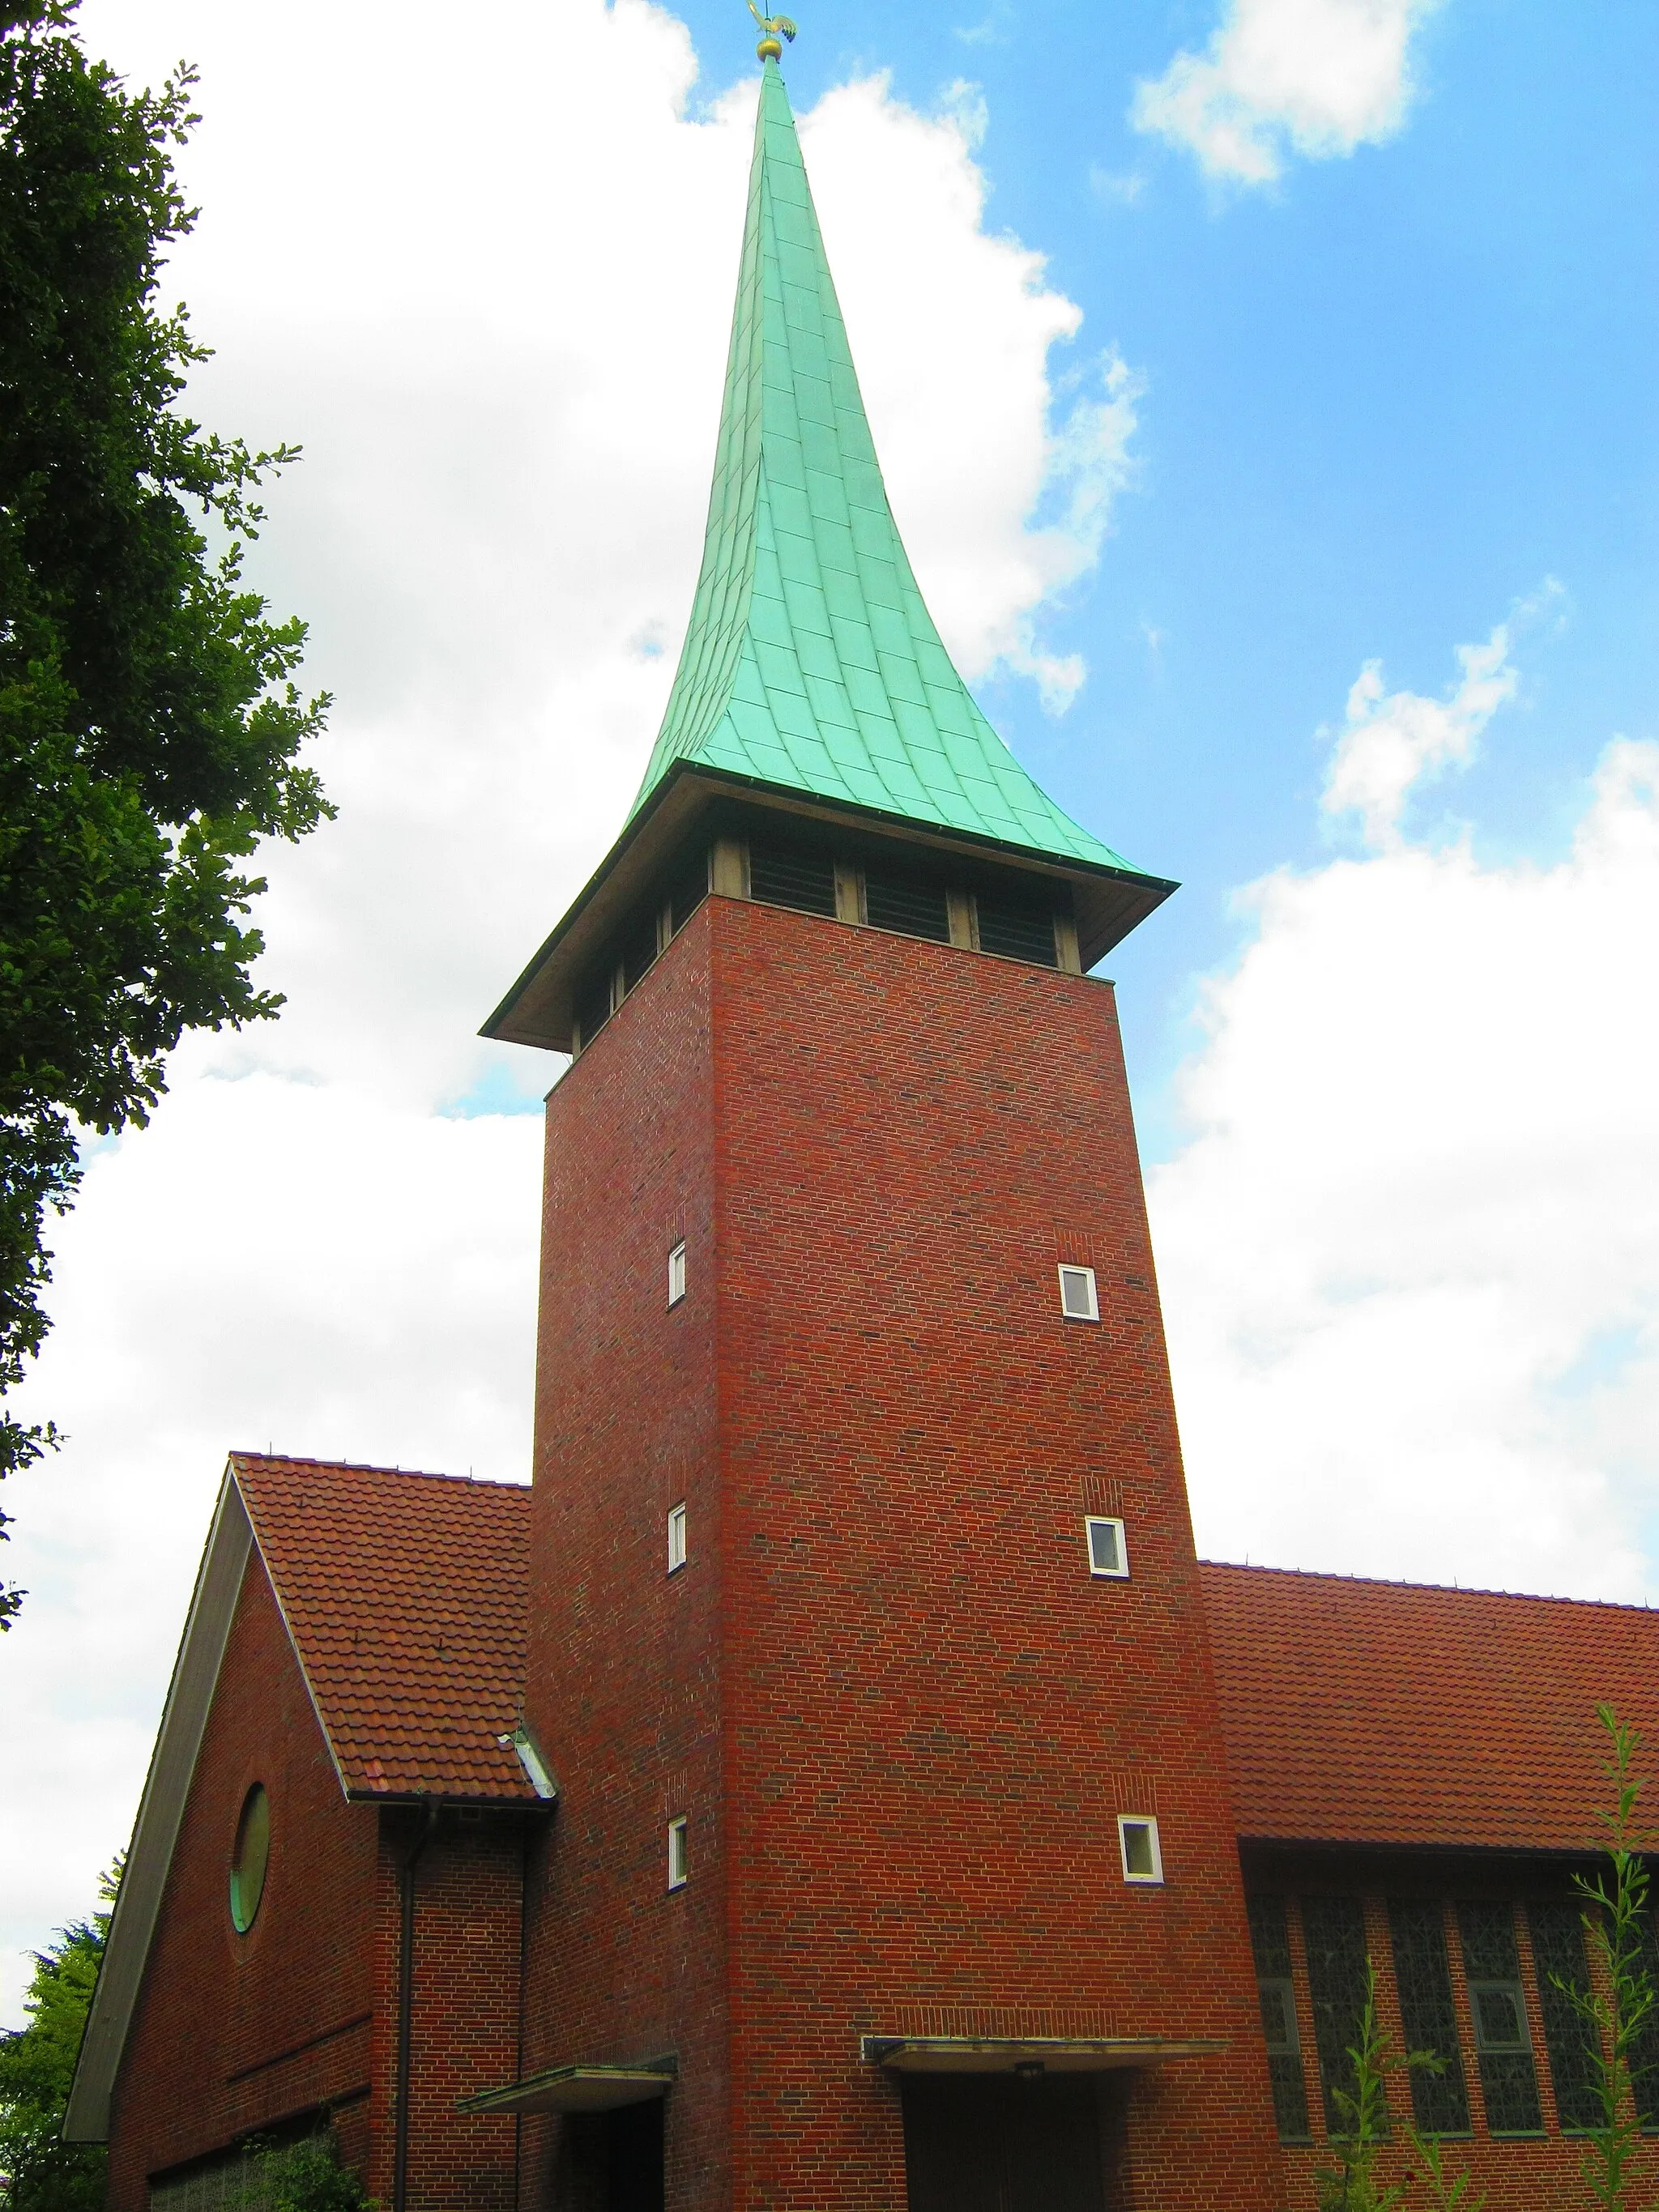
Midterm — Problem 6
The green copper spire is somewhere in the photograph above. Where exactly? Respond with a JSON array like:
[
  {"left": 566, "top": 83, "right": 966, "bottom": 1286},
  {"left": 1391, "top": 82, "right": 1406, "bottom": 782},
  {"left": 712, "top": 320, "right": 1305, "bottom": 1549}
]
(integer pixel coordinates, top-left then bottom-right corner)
[{"left": 631, "top": 57, "right": 1136, "bottom": 876}]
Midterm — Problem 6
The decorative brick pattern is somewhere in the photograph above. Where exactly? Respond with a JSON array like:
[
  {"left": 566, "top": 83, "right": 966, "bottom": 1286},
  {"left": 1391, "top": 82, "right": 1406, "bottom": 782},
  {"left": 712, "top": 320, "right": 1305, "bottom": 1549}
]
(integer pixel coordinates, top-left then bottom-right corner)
[{"left": 520, "top": 894, "right": 1283, "bottom": 2212}]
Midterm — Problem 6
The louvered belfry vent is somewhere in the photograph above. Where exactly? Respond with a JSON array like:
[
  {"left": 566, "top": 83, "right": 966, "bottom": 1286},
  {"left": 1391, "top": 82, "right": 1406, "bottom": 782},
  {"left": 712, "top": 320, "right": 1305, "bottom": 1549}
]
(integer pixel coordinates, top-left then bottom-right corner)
[
  {"left": 670, "top": 856, "right": 708, "bottom": 936},
  {"left": 748, "top": 839, "right": 838, "bottom": 918},
  {"left": 621, "top": 912, "right": 659, "bottom": 995},
  {"left": 977, "top": 891, "right": 1058, "bottom": 968},
  {"left": 574, "top": 970, "right": 612, "bottom": 1051},
  {"left": 864, "top": 869, "right": 951, "bottom": 944}
]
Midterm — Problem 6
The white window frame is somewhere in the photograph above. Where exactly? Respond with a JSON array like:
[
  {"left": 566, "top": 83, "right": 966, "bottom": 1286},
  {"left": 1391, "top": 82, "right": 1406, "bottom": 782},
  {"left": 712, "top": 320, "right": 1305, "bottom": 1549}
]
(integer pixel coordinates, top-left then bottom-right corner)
[
  {"left": 667, "top": 1240, "right": 687, "bottom": 1308},
  {"left": 1085, "top": 1515, "right": 1129, "bottom": 1579},
  {"left": 1117, "top": 1813, "right": 1163, "bottom": 1886},
  {"left": 1057, "top": 1264, "right": 1099, "bottom": 1323},
  {"left": 667, "top": 1501, "right": 688, "bottom": 1575},
  {"left": 667, "top": 1815, "right": 689, "bottom": 1890}
]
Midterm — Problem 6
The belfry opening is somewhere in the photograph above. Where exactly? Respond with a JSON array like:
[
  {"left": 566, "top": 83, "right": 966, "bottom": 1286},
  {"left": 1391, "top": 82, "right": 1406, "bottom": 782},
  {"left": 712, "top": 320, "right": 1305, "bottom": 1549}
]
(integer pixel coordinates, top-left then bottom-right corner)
[{"left": 68, "top": 32, "right": 1659, "bottom": 2212}]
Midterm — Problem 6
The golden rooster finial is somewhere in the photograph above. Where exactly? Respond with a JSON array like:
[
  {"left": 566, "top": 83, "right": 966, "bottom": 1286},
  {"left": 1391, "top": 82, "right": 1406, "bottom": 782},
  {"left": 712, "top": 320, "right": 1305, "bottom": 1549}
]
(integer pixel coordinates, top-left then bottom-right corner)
[{"left": 748, "top": 2, "right": 797, "bottom": 62}]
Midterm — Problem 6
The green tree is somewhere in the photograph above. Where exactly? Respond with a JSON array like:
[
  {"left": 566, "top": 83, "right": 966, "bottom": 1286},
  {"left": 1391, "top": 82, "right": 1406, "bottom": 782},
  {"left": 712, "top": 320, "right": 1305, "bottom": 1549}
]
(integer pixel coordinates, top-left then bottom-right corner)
[
  {"left": 1314, "top": 1962, "right": 1483, "bottom": 2212},
  {"left": 0, "top": 0, "right": 331, "bottom": 1624},
  {"left": 0, "top": 1861, "right": 117, "bottom": 2212}
]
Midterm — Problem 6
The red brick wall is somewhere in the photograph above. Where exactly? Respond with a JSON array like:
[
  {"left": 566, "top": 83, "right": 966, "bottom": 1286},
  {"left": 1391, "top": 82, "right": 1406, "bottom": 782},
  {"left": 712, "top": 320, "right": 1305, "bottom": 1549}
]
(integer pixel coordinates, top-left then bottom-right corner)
[
  {"left": 523, "top": 891, "right": 1285, "bottom": 2211},
  {"left": 373, "top": 1809, "right": 526, "bottom": 2212},
  {"left": 107, "top": 1545, "right": 528, "bottom": 2212},
  {"left": 107, "top": 1554, "right": 378, "bottom": 2212},
  {"left": 1245, "top": 1843, "right": 1659, "bottom": 2211},
  {"left": 522, "top": 901, "right": 728, "bottom": 2212}
]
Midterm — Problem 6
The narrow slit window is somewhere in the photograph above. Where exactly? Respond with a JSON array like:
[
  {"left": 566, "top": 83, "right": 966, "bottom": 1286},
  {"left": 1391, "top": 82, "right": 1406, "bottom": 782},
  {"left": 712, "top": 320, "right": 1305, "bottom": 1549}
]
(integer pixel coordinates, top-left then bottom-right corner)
[
  {"left": 1387, "top": 1899, "right": 1470, "bottom": 2135},
  {"left": 1302, "top": 1894, "right": 1371, "bottom": 2137},
  {"left": 667, "top": 1502, "right": 687, "bottom": 1575},
  {"left": 667, "top": 1241, "right": 687, "bottom": 1308},
  {"left": 667, "top": 1816, "right": 689, "bottom": 1890},
  {"left": 1085, "top": 1516, "right": 1128, "bottom": 1579},
  {"left": 1247, "top": 1896, "right": 1312, "bottom": 2143},
  {"left": 1527, "top": 1900, "right": 1601, "bottom": 2132},
  {"left": 1456, "top": 1902, "right": 1542, "bottom": 2135},
  {"left": 1058, "top": 1264, "right": 1098, "bottom": 1322},
  {"left": 1117, "top": 1814, "right": 1162, "bottom": 1885}
]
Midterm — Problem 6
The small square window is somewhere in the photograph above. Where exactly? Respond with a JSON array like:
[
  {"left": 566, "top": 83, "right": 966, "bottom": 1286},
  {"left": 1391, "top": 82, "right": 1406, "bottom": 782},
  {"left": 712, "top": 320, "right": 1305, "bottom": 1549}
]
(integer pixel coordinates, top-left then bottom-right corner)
[
  {"left": 667, "top": 1502, "right": 687, "bottom": 1575},
  {"left": 1085, "top": 1515, "right": 1129, "bottom": 1579},
  {"left": 1058, "top": 1264, "right": 1098, "bottom": 1323},
  {"left": 1118, "top": 1813, "right": 1163, "bottom": 1885},
  {"left": 667, "top": 1816, "right": 689, "bottom": 1890},
  {"left": 667, "top": 1241, "right": 687, "bottom": 1307}
]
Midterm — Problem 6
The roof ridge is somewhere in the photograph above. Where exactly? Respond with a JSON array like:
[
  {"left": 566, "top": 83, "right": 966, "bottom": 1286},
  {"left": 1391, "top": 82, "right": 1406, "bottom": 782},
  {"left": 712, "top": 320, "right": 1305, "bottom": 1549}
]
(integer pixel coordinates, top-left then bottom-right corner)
[
  {"left": 1198, "top": 1557, "right": 1654, "bottom": 1614},
  {"left": 229, "top": 1450, "right": 528, "bottom": 1494}
]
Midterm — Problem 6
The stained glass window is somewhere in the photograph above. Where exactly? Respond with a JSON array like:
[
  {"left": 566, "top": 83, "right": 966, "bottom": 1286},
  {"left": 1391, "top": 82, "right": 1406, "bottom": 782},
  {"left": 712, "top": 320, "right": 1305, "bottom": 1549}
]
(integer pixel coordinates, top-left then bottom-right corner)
[
  {"left": 1457, "top": 1902, "right": 1542, "bottom": 2135},
  {"left": 1303, "top": 1895, "right": 1375, "bottom": 2136},
  {"left": 1629, "top": 1893, "right": 1659, "bottom": 2130},
  {"left": 1247, "top": 1895, "right": 1312, "bottom": 2142},
  {"left": 1526, "top": 1901, "right": 1602, "bottom": 2133},
  {"left": 1388, "top": 1899, "right": 1470, "bottom": 2134}
]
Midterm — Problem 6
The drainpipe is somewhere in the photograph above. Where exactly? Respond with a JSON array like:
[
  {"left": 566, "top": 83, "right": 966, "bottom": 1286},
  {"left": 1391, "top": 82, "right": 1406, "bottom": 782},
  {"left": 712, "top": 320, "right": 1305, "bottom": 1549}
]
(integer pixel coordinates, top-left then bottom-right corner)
[{"left": 393, "top": 1800, "right": 440, "bottom": 2212}]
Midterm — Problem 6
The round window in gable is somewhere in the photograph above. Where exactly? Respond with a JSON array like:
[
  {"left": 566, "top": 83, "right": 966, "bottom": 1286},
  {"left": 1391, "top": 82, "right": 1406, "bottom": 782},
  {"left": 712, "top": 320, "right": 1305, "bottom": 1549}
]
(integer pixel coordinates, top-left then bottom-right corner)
[{"left": 229, "top": 1784, "right": 271, "bottom": 1933}]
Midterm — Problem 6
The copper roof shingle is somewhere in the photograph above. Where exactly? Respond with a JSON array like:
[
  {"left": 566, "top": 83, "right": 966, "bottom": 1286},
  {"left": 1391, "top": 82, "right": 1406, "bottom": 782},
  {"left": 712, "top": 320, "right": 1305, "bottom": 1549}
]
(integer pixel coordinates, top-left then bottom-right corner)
[
  {"left": 232, "top": 1453, "right": 535, "bottom": 1802},
  {"left": 1202, "top": 1561, "right": 1659, "bottom": 1854}
]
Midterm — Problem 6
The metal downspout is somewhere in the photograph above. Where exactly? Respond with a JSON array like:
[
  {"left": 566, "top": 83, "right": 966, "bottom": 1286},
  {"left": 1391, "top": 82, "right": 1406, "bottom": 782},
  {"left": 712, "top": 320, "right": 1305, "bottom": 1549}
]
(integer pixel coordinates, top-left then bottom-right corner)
[{"left": 393, "top": 1801, "right": 439, "bottom": 2212}]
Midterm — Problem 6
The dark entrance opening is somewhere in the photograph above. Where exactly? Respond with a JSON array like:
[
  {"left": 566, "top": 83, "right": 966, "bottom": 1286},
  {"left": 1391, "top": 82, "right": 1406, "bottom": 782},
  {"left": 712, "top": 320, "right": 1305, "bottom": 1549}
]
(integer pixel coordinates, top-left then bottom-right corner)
[
  {"left": 558, "top": 2100, "right": 664, "bottom": 2212},
  {"left": 901, "top": 2073, "right": 1105, "bottom": 2212}
]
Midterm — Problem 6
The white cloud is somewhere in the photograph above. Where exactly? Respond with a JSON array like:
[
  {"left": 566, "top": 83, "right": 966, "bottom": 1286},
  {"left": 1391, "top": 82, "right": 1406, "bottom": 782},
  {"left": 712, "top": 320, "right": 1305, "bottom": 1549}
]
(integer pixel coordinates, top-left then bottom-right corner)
[
  {"left": 1150, "top": 621, "right": 1659, "bottom": 1602},
  {"left": 1322, "top": 584, "right": 1562, "bottom": 846},
  {"left": 1323, "top": 623, "right": 1516, "bottom": 847},
  {"left": 1133, "top": 0, "right": 1442, "bottom": 185},
  {"left": 0, "top": 1, "right": 1132, "bottom": 2019}
]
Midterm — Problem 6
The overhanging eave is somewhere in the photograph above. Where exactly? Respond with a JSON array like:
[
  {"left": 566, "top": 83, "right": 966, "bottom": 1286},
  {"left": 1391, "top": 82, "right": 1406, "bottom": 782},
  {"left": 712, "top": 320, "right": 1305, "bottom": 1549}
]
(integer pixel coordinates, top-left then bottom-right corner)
[
  {"left": 480, "top": 761, "right": 1177, "bottom": 1055},
  {"left": 859, "top": 2035, "right": 1227, "bottom": 2075},
  {"left": 459, "top": 2058, "right": 678, "bottom": 2116}
]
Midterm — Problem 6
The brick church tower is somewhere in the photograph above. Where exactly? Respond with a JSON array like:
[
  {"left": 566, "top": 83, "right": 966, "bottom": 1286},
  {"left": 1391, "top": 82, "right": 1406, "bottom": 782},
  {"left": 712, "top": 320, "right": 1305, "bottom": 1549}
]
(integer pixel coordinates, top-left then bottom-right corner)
[{"left": 477, "top": 40, "right": 1285, "bottom": 2212}]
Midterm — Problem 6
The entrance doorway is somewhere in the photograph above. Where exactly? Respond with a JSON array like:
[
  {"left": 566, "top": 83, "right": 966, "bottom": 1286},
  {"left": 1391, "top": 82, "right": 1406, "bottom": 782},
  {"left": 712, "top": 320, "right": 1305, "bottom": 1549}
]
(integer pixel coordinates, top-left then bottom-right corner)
[
  {"left": 556, "top": 2099, "right": 664, "bottom": 2212},
  {"left": 901, "top": 2074, "right": 1106, "bottom": 2212}
]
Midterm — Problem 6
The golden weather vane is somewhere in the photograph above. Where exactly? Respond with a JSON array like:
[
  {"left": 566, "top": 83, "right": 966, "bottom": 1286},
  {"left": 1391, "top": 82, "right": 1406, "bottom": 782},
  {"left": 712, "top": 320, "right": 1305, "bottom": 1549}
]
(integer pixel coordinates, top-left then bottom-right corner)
[{"left": 748, "top": 1, "right": 797, "bottom": 61}]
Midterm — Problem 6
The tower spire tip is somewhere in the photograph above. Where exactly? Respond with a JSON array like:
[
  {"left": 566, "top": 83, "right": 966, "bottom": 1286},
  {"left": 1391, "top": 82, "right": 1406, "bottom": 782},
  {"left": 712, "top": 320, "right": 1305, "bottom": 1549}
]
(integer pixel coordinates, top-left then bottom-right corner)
[{"left": 748, "top": 2, "right": 796, "bottom": 62}]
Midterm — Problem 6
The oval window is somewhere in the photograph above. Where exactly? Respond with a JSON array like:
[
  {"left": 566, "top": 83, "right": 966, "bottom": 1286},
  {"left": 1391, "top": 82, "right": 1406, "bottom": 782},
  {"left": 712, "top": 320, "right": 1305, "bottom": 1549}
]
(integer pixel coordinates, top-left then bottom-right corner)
[{"left": 229, "top": 1784, "right": 271, "bottom": 1932}]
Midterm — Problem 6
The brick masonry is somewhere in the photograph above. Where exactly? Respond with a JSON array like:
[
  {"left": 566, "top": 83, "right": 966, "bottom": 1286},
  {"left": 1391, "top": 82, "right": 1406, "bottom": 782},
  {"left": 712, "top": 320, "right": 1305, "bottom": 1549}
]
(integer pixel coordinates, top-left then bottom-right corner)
[
  {"left": 105, "top": 1551, "right": 528, "bottom": 2212},
  {"left": 520, "top": 891, "right": 1286, "bottom": 2210}
]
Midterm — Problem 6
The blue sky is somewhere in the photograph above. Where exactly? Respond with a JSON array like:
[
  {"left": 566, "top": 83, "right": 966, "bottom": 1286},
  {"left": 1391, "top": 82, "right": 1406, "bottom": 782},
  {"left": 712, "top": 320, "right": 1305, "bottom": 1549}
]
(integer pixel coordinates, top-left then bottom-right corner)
[{"left": 675, "top": 0, "right": 1657, "bottom": 1146}]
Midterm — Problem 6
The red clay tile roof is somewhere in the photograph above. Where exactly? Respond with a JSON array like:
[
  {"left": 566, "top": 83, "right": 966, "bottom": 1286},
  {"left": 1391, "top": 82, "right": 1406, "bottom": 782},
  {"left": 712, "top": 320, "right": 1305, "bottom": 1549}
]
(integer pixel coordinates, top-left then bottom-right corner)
[
  {"left": 232, "top": 1453, "right": 535, "bottom": 1802},
  {"left": 1201, "top": 1561, "right": 1659, "bottom": 1854}
]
